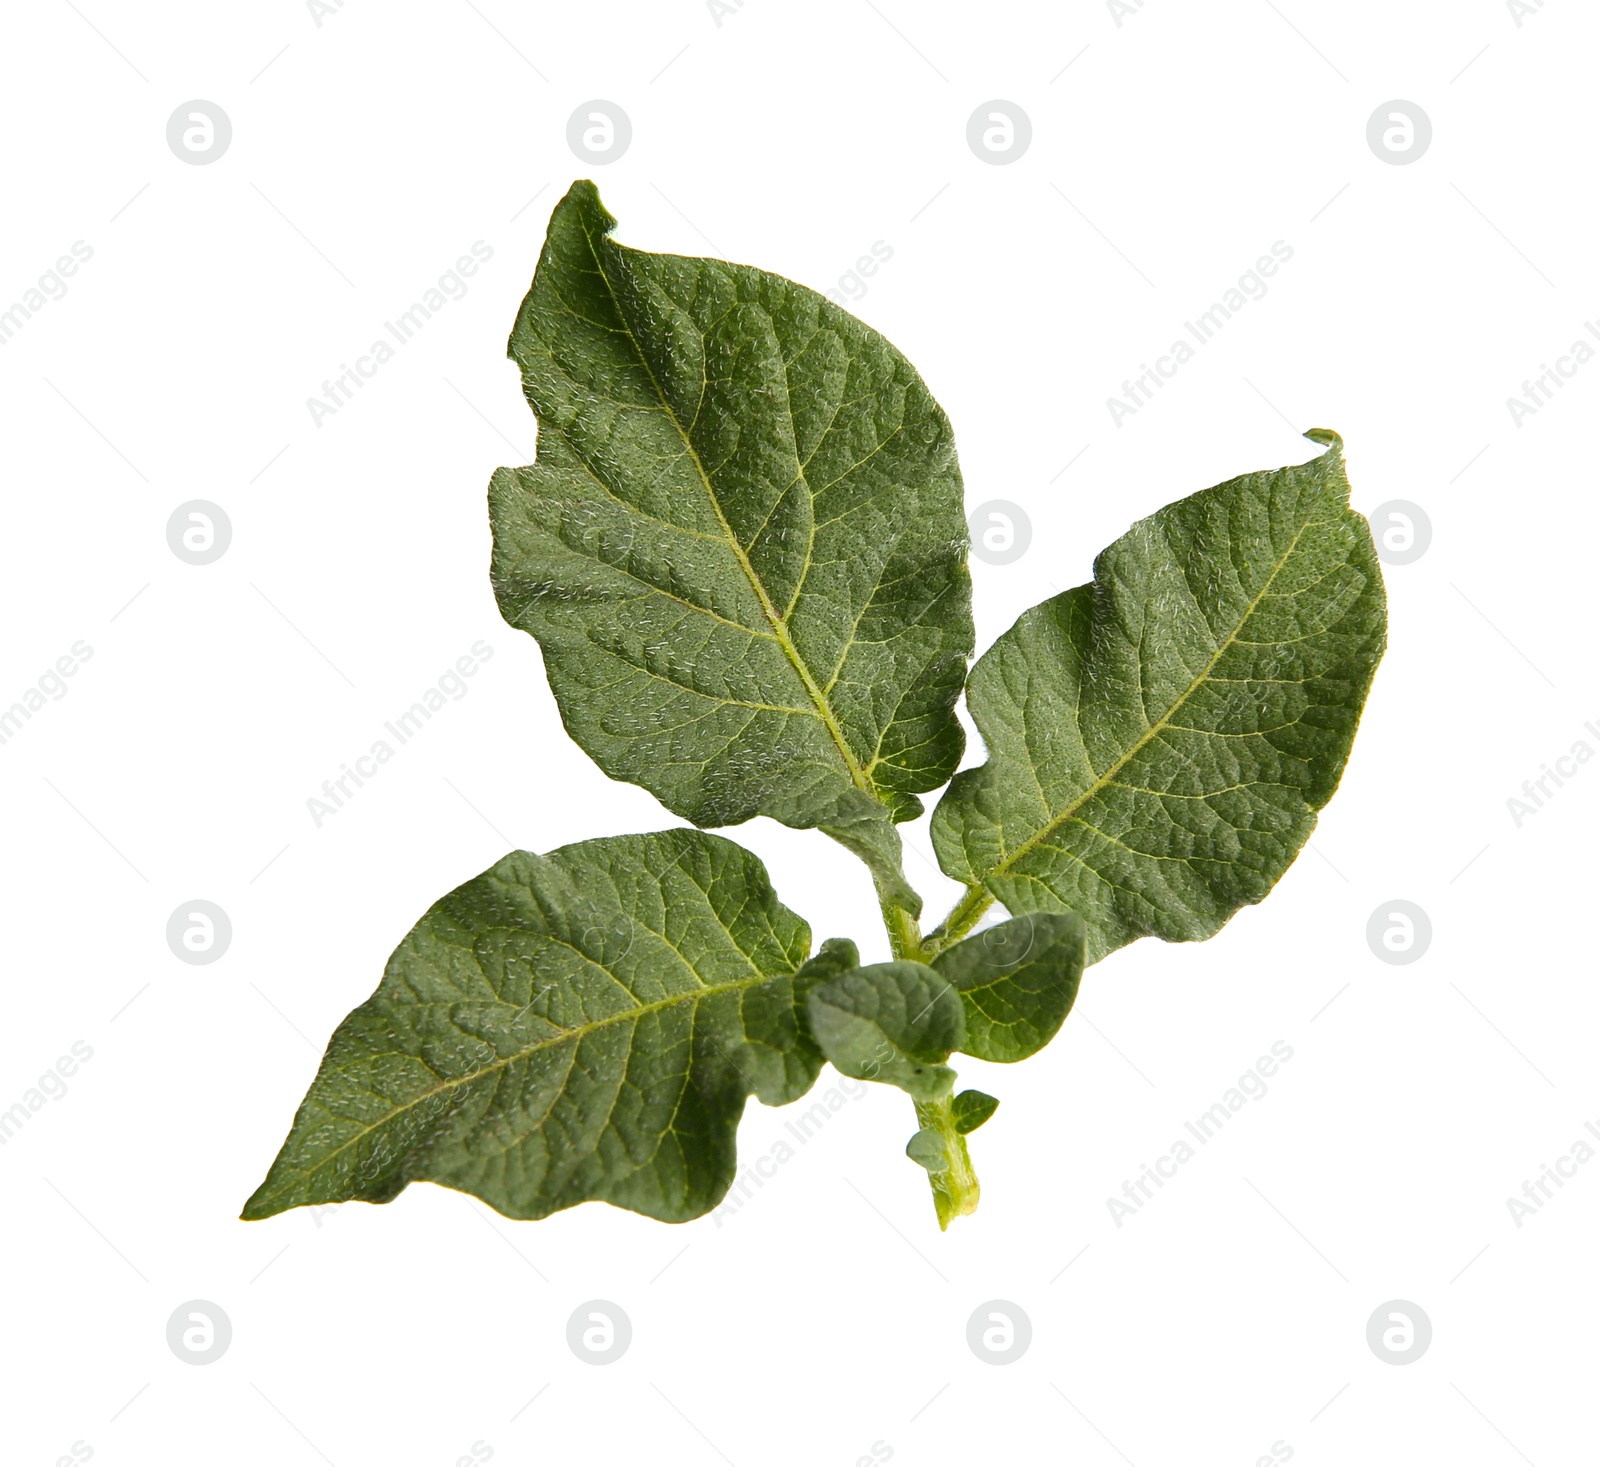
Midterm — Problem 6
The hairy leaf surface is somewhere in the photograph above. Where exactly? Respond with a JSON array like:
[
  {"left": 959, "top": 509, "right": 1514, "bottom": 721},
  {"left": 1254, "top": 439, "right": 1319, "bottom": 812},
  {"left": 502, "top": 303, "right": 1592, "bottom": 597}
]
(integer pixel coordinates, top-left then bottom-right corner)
[
  {"left": 490, "top": 182, "right": 972, "bottom": 898},
  {"left": 807, "top": 961, "right": 963, "bottom": 1101},
  {"left": 906, "top": 1127, "right": 950, "bottom": 1171},
  {"left": 931, "top": 913, "right": 1086, "bottom": 1063},
  {"left": 933, "top": 432, "right": 1385, "bottom": 962},
  {"left": 951, "top": 1090, "right": 1000, "bottom": 1134},
  {"left": 243, "top": 831, "right": 833, "bottom": 1224}
]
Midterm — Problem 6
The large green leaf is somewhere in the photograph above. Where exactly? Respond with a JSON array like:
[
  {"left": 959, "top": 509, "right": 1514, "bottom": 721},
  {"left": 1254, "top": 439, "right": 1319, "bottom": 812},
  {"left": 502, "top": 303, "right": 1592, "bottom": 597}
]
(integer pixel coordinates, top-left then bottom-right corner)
[
  {"left": 242, "top": 831, "right": 838, "bottom": 1224},
  {"left": 931, "top": 431, "right": 1386, "bottom": 962},
  {"left": 489, "top": 181, "right": 972, "bottom": 903},
  {"left": 931, "top": 913, "right": 1085, "bottom": 1062}
]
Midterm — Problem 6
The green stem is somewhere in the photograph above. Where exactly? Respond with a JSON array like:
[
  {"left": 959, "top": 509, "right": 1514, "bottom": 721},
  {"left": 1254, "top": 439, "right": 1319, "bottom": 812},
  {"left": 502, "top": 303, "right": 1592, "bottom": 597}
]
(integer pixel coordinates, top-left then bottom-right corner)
[
  {"left": 922, "top": 883, "right": 994, "bottom": 959},
  {"left": 869, "top": 864, "right": 982, "bottom": 1227},
  {"left": 913, "top": 1091, "right": 981, "bottom": 1229},
  {"left": 881, "top": 899, "right": 926, "bottom": 962}
]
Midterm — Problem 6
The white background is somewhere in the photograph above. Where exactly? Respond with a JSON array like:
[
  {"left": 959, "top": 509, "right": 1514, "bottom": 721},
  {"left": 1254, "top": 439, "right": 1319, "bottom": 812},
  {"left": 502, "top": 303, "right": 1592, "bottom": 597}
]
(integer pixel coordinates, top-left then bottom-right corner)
[{"left": 2, "top": 2, "right": 1595, "bottom": 1463}]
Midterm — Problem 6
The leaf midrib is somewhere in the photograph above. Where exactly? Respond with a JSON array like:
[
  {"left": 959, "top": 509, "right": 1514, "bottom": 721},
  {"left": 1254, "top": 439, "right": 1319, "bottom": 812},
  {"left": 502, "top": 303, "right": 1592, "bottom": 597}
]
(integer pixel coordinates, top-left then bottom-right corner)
[
  {"left": 574, "top": 216, "right": 879, "bottom": 803},
  {"left": 252, "top": 963, "right": 792, "bottom": 1205}
]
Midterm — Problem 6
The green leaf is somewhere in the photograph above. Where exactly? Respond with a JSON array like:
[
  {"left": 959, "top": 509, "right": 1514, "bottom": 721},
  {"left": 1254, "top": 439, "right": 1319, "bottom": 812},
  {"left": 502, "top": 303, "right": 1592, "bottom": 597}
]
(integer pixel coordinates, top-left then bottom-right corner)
[
  {"left": 932, "top": 431, "right": 1386, "bottom": 962},
  {"left": 806, "top": 961, "right": 963, "bottom": 1101},
  {"left": 931, "top": 913, "right": 1086, "bottom": 1062},
  {"left": 794, "top": 935, "right": 862, "bottom": 986},
  {"left": 906, "top": 1126, "right": 949, "bottom": 1171},
  {"left": 951, "top": 1089, "right": 1000, "bottom": 1134},
  {"left": 814, "top": 800, "right": 923, "bottom": 919},
  {"left": 490, "top": 181, "right": 972, "bottom": 904},
  {"left": 242, "top": 830, "right": 826, "bottom": 1224}
]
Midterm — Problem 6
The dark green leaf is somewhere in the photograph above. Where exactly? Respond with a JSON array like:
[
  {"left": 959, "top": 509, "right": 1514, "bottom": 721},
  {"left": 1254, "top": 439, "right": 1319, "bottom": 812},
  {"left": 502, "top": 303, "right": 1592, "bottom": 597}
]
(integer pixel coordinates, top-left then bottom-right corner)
[
  {"left": 931, "top": 913, "right": 1086, "bottom": 1063},
  {"left": 490, "top": 181, "right": 972, "bottom": 903},
  {"left": 793, "top": 936, "right": 861, "bottom": 989},
  {"left": 242, "top": 830, "right": 824, "bottom": 1224},
  {"left": 932, "top": 431, "right": 1385, "bottom": 962},
  {"left": 806, "top": 960, "right": 963, "bottom": 1101},
  {"left": 951, "top": 1090, "right": 1000, "bottom": 1134}
]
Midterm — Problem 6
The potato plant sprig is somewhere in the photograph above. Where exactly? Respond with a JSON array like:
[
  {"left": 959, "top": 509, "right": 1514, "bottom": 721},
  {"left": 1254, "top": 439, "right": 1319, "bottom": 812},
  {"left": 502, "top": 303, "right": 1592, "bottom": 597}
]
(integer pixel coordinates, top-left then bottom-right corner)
[{"left": 244, "top": 183, "right": 1385, "bottom": 1231}]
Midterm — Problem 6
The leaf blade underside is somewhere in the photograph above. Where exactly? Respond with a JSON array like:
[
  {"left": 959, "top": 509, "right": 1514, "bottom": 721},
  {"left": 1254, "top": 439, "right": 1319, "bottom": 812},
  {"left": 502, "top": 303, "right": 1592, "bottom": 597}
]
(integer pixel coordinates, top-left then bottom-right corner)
[
  {"left": 806, "top": 960, "right": 965, "bottom": 1101},
  {"left": 242, "top": 830, "right": 830, "bottom": 1224},
  {"left": 489, "top": 182, "right": 973, "bottom": 898},
  {"left": 931, "top": 913, "right": 1086, "bottom": 1063},
  {"left": 932, "top": 431, "right": 1386, "bottom": 963}
]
